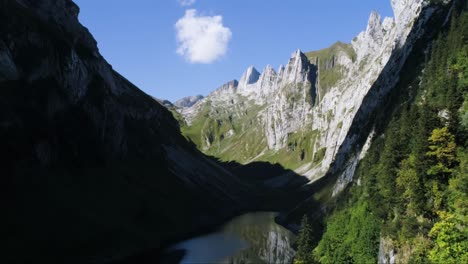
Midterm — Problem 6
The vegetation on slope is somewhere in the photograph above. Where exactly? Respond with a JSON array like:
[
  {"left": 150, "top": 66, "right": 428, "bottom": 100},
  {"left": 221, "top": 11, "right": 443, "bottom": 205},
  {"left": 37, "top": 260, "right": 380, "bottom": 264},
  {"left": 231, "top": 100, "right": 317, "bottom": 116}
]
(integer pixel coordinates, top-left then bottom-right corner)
[
  {"left": 180, "top": 97, "right": 269, "bottom": 162},
  {"left": 180, "top": 91, "right": 321, "bottom": 171},
  {"left": 306, "top": 41, "right": 356, "bottom": 98},
  {"left": 178, "top": 42, "right": 357, "bottom": 172},
  {"left": 295, "top": 6, "right": 467, "bottom": 263}
]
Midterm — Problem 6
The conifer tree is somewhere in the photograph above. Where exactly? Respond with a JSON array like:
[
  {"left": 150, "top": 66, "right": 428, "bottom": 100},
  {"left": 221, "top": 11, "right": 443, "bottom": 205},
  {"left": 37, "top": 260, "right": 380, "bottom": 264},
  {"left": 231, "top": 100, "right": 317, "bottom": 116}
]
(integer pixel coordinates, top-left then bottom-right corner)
[{"left": 295, "top": 215, "right": 315, "bottom": 264}]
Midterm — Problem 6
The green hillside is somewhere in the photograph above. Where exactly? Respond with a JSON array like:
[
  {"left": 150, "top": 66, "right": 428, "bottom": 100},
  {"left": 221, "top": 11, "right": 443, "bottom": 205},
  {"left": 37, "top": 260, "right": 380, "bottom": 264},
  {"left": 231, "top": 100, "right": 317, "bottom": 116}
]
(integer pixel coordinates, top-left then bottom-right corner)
[{"left": 295, "top": 7, "right": 468, "bottom": 264}]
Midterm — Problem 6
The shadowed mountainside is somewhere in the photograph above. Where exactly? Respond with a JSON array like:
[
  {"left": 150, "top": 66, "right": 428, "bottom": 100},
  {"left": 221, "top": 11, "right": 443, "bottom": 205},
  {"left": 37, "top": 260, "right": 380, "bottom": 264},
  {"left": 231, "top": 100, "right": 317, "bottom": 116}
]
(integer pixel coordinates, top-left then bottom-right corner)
[{"left": 0, "top": 1, "right": 309, "bottom": 263}]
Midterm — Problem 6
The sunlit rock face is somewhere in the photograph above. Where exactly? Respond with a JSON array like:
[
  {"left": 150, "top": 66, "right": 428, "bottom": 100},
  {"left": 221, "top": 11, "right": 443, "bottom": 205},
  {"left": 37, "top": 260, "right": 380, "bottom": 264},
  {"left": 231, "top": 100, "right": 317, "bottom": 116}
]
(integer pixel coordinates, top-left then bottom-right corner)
[
  {"left": 174, "top": 95, "right": 204, "bottom": 108},
  {"left": 178, "top": 0, "right": 431, "bottom": 190}
]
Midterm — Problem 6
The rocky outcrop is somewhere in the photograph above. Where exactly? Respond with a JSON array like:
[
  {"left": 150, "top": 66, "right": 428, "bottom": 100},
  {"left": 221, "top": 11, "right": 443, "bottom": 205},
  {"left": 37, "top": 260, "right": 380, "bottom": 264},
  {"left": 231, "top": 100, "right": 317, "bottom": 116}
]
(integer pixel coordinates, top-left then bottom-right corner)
[
  {"left": 378, "top": 237, "right": 397, "bottom": 264},
  {"left": 3, "top": 0, "right": 453, "bottom": 263},
  {"left": 239, "top": 66, "right": 261, "bottom": 89},
  {"left": 209, "top": 79, "right": 238, "bottom": 97},
  {"left": 174, "top": 94, "right": 204, "bottom": 108},
  {"left": 278, "top": 0, "right": 455, "bottom": 234},
  {"left": 178, "top": 0, "right": 431, "bottom": 187}
]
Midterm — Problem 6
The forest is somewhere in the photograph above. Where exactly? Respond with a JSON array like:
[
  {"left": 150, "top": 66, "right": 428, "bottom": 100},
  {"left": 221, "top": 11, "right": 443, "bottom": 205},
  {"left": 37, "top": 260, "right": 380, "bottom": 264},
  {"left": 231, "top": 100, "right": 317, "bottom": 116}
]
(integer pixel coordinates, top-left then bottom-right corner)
[{"left": 295, "top": 5, "right": 467, "bottom": 264}]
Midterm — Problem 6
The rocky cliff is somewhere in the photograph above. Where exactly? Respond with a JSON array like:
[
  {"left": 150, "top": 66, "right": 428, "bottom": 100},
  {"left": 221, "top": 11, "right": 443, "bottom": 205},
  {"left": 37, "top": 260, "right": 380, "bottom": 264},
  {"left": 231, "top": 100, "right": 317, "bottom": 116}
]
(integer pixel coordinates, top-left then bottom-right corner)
[
  {"left": 174, "top": 94, "right": 204, "bottom": 108},
  {"left": 178, "top": 0, "right": 431, "bottom": 188},
  {"left": 0, "top": 0, "right": 263, "bottom": 262},
  {"left": 2, "top": 0, "right": 455, "bottom": 262}
]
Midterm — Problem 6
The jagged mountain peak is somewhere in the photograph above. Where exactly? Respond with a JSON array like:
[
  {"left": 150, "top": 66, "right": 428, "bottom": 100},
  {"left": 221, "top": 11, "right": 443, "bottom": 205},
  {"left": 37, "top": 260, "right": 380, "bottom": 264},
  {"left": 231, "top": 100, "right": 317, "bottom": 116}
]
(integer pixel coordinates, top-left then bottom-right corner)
[
  {"left": 391, "top": 0, "right": 426, "bottom": 38},
  {"left": 2, "top": 0, "right": 457, "bottom": 262},
  {"left": 257, "top": 65, "right": 278, "bottom": 92},
  {"left": 282, "top": 49, "right": 311, "bottom": 83},
  {"left": 291, "top": 49, "right": 302, "bottom": 57},
  {"left": 368, "top": 10, "right": 382, "bottom": 21},
  {"left": 264, "top": 64, "right": 275, "bottom": 72},
  {"left": 261, "top": 64, "right": 277, "bottom": 76},
  {"left": 178, "top": 0, "right": 433, "bottom": 184},
  {"left": 289, "top": 49, "right": 309, "bottom": 63},
  {"left": 366, "top": 10, "right": 384, "bottom": 43},
  {"left": 226, "top": 79, "right": 239, "bottom": 87},
  {"left": 278, "top": 64, "right": 285, "bottom": 73},
  {"left": 367, "top": 10, "right": 383, "bottom": 31},
  {"left": 209, "top": 79, "right": 239, "bottom": 97},
  {"left": 352, "top": 0, "right": 423, "bottom": 63},
  {"left": 174, "top": 94, "right": 204, "bottom": 108},
  {"left": 391, "top": 0, "right": 423, "bottom": 24},
  {"left": 239, "top": 65, "right": 260, "bottom": 87},
  {"left": 382, "top": 16, "right": 396, "bottom": 31}
]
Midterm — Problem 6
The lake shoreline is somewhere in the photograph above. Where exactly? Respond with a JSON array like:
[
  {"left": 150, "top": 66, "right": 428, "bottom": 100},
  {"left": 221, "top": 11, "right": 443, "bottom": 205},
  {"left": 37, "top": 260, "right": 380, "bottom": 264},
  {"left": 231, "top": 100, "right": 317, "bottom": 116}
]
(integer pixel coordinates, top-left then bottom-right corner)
[
  {"left": 112, "top": 209, "right": 297, "bottom": 264},
  {"left": 168, "top": 212, "right": 296, "bottom": 264}
]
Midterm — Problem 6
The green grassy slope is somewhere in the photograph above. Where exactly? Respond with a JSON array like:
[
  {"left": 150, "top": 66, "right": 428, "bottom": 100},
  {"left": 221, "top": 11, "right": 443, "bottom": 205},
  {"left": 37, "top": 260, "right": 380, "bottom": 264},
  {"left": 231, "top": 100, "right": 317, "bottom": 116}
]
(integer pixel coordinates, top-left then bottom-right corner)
[
  {"left": 306, "top": 41, "right": 356, "bottom": 98},
  {"left": 178, "top": 43, "right": 356, "bottom": 172}
]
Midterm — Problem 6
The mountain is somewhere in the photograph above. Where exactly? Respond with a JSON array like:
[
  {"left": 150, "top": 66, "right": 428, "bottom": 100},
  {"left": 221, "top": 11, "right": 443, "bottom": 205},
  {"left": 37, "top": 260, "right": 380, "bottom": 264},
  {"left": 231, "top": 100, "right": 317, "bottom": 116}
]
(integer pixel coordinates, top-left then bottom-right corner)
[
  {"left": 302, "top": 2, "right": 468, "bottom": 263},
  {"left": 174, "top": 95, "right": 204, "bottom": 108},
  {"left": 152, "top": 96, "right": 175, "bottom": 108},
  {"left": 174, "top": 0, "right": 466, "bottom": 263},
  {"left": 0, "top": 1, "right": 308, "bottom": 263},
  {"left": 175, "top": 0, "right": 466, "bottom": 262},
  {"left": 177, "top": 0, "right": 428, "bottom": 188},
  {"left": 3, "top": 0, "right": 464, "bottom": 263}
]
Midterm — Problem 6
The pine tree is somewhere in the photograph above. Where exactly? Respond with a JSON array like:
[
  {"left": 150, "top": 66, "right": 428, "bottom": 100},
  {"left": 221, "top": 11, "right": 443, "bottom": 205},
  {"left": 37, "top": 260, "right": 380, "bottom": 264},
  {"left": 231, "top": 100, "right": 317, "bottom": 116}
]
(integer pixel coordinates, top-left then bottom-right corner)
[
  {"left": 295, "top": 215, "right": 315, "bottom": 264},
  {"left": 376, "top": 121, "right": 402, "bottom": 216},
  {"left": 396, "top": 154, "right": 424, "bottom": 214}
]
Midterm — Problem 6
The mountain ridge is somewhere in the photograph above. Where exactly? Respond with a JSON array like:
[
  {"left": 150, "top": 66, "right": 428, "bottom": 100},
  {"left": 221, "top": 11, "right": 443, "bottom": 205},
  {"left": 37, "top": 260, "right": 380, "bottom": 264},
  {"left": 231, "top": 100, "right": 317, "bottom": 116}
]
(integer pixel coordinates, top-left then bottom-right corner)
[
  {"left": 1, "top": 0, "right": 460, "bottom": 263},
  {"left": 175, "top": 0, "right": 429, "bottom": 187},
  {"left": 0, "top": 1, "right": 310, "bottom": 262}
]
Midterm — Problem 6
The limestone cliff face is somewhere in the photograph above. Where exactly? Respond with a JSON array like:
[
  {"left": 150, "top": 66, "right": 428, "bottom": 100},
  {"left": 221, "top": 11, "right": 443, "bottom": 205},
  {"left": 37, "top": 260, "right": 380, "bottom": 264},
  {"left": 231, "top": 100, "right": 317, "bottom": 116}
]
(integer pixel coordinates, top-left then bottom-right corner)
[
  {"left": 174, "top": 95, "right": 204, "bottom": 108},
  {"left": 178, "top": 0, "right": 433, "bottom": 186}
]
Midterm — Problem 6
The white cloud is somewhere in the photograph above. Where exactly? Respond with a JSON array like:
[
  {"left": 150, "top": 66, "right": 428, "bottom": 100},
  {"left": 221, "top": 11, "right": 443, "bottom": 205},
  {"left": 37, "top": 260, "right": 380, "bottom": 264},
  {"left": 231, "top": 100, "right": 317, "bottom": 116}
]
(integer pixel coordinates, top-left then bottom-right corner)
[
  {"left": 178, "top": 0, "right": 196, "bottom": 6},
  {"left": 175, "top": 9, "right": 232, "bottom": 64}
]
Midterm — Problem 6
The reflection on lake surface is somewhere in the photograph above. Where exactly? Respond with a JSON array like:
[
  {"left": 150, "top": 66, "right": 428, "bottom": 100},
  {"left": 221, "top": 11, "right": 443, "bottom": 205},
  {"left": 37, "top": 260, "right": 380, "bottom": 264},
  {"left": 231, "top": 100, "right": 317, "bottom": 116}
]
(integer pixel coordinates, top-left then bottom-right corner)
[{"left": 171, "top": 212, "right": 296, "bottom": 264}]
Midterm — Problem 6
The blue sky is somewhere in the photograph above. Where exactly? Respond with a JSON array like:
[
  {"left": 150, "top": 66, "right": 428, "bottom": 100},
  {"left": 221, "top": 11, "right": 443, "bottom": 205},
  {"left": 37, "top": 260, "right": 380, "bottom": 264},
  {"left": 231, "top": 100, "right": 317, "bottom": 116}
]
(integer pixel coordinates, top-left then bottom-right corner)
[{"left": 74, "top": 0, "right": 393, "bottom": 102}]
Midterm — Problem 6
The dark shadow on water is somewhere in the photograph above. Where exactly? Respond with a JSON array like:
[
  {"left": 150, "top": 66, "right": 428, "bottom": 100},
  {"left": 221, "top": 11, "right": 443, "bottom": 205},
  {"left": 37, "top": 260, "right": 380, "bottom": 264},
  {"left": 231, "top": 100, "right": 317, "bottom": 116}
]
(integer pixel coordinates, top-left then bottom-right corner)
[
  {"left": 112, "top": 249, "right": 186, "bottom": 264},
  {"left": 113, "top": 157, "right": 312, "bottom": 264},
  {"left": 0, "top": 2, "right": 313, "bottom": 263}
]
